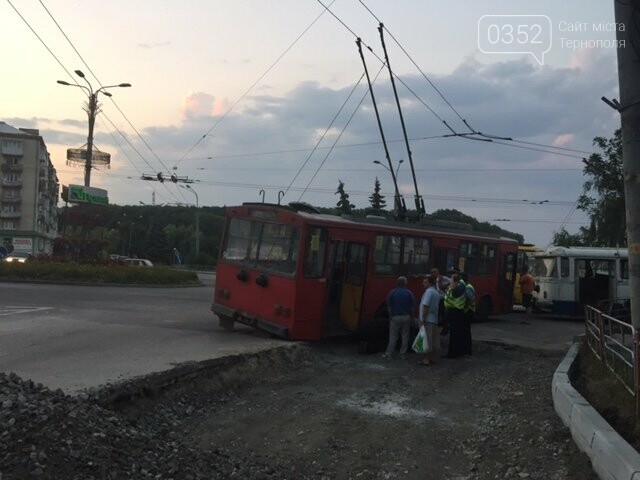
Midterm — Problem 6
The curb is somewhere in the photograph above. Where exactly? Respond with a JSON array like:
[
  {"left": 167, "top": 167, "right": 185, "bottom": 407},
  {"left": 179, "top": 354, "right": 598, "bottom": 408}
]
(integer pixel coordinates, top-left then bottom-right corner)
[{"left": 553, "top": 338, "right": 640, "bottom": 480}]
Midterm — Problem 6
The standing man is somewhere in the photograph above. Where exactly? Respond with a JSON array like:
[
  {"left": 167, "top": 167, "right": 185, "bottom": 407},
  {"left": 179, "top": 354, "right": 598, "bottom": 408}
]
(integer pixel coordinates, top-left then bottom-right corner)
[
  {"left": 460, "top": 272, "right": 475, "bottom": 356},
  {"left": 444, "top": 269, "right": 466, "bottom": 359},
  {"left": 519, "top": 265, "right": 535, "bottom": 322},
  {"left": 419, "top": 275, "right": 440, "bottom": 365},
  {"left": 430, "top": 267, "right": 450, "bottom": 332},
  {"left": 384, "top": 276, "right": 416, "bottom": 359}
]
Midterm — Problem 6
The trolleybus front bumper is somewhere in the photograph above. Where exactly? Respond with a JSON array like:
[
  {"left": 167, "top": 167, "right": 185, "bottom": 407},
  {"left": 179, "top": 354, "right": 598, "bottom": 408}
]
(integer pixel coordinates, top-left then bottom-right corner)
[{"left": 211, "top": 303, "right": 289, "bottom": 339}]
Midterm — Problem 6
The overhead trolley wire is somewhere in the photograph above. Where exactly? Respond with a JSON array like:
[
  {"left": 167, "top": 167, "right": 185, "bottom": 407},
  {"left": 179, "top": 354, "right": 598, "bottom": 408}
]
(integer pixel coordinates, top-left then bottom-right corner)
[
  {"left": 172, "top": 0, "right": 337, "bottom": 170},
  {"left": 356, "top": 0, "right": 595, "bottom": 157},
  {"left": 36, "top": 0, "right": 182, "bottom": 203},
  {"left": 283, "top": 72, "right": 366, "bottom": 196},
  {"left": 298, "top": 66, "right": 386, "bottom": 201}
]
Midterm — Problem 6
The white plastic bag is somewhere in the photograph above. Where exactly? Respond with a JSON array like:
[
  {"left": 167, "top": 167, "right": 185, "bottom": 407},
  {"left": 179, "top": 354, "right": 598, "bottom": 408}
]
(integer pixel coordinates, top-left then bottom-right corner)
[{"left": 412, "top": 325, "right": 429, "bottom": 353}]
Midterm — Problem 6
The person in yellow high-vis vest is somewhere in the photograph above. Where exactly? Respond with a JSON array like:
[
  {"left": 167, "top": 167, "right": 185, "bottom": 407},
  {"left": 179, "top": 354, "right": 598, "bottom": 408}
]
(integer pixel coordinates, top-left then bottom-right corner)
[
  {"left": 444, "top": 269, "right": 466, "bottom": 359},
  {"left": 460, "top": 272, "right": 475, "bottom": 356}
]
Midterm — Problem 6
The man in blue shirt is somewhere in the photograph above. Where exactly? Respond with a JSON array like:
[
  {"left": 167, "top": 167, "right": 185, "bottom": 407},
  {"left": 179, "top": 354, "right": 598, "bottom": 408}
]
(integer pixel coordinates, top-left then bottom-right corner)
[{"left": 384, "top": 276, "right": 416, "bottom": 358}]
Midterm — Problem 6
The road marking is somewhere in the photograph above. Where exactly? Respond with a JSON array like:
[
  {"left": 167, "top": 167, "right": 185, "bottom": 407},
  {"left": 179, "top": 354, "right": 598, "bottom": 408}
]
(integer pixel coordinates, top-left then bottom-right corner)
[{"left": 0, "top": 306, "right": 53, "bottom": 316}]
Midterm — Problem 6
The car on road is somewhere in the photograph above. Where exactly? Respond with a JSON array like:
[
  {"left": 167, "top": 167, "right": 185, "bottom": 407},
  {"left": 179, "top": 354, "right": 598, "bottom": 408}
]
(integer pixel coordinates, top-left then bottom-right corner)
[
  {"left": 3, "top": 252, "right": 33, "bottom": 263},
  {"left": 123, "top": 258, "right": 153, "bottom": 267}
]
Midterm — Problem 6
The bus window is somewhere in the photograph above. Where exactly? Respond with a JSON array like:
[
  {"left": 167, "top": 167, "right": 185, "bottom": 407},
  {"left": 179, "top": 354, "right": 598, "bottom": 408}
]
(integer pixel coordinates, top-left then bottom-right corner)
[
  {"left": 346, "top": 243, "right": 367, "bottom": 285},
  {"left": 303, "top": 227, "right": 327, "bottom": 278},
  {"left": 257, "top": 223, "right": 299, "bottom": 274},
  {"left": 535, "top": 257, "right": 557, "bottom": 278},
  {"left": 404, "top": 237, "right": 430, "bottom": 275},
  {"left": 460, "top": 242, "right": 496, "bottom": 274},
  {"left": 621, "top": 259, "right": 629, "bottom": 279},
  {"left": 224, "top": 218, "right": 261, "bottom": 262},
  {"left": 373, "top": 235, "right": 401, "bottom": 275},
  {"left": 561, "top": 257, "right": 570, "bottom": 277}
]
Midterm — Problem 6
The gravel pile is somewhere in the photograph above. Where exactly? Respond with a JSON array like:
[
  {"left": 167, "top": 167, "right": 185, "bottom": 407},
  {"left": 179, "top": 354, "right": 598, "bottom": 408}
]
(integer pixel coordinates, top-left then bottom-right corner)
[{"left": 0, "top": 371, "right": 286, "bottom": 480}]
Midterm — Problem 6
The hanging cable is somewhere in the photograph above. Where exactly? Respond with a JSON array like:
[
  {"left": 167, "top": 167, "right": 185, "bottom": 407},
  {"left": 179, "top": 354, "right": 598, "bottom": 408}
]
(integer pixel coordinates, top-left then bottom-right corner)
[{"left": 173, "top": 0, "right": 337, "bottom": 170}]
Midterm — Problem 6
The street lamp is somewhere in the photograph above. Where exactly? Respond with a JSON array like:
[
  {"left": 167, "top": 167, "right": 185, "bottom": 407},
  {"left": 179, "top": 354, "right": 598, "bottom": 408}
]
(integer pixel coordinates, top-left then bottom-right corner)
[
  {"left": 179, "top": 184, "right": 200, "bottom": 257},
  {"left": 57, "top": 70, "right": 131, "bottom": 187},
  {"left": 373, "top": 159, "right": 404, "bottom": 178}
]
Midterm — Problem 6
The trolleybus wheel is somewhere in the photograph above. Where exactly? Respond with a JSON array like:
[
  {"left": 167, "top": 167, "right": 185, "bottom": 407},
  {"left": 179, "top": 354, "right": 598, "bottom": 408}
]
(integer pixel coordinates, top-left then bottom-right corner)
[
  {"left": 476, "top": 297, "right": 492, "bottom": 321},
  {"left": 219, "top": 315, "right": 235, "bottom": 331}
]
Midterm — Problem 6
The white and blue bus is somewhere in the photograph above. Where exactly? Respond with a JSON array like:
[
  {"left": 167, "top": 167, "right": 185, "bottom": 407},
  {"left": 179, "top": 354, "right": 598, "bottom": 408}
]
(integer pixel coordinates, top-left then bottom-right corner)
[{"left": 534, "top": 246, "right": 629, "bottom": 316}]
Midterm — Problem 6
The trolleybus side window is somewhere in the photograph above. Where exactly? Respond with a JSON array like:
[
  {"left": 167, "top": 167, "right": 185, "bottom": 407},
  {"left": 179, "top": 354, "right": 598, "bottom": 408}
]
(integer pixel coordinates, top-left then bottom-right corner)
[
  {"left": 403, "top": 236, "right": 430, "bottom": 275},
  {"left": 535, "top": 257, "right": 557, "bottom": 278},
  {"left": 621, "top": 259, "right": 629, "bottom": 279},
  {"left": 303, "top": 227, "right": 327, "bottom": 278},
  {"left": 459, "top": 242, "right": 496, "bottom": 275},
  {"left": 373, "top": 234, "right": 401, "bottom": 275},
  {"left": 561, "top": 257, "right": 570, "bottom": 278}
]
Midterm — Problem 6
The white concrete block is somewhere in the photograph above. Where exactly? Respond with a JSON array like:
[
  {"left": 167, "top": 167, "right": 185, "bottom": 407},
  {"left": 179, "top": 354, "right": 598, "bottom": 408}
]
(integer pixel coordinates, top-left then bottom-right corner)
[
  {"left": 553, "top": 382, "right": 589, "bottom": 427},
  {"left": 591, "top": 430, "right": 640, "bottom": 480},
  {"left": 570, "top": 404, "right": 615, "bottom": 453}
]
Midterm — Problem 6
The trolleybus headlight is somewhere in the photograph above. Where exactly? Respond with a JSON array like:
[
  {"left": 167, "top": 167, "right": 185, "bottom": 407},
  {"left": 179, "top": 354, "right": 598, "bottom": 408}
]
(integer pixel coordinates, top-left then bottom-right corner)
[
  {"left": 236, "top": 270, "right": 249, "bottom": 282},
  {"left": 256, "top": 274, "right": 269, "bottom": 287}
]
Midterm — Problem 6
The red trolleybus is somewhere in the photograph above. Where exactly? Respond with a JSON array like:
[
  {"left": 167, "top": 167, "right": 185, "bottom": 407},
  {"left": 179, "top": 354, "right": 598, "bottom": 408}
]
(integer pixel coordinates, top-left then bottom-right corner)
[{"left": 212, "top": 202, "right": 518, "bottom": 341}]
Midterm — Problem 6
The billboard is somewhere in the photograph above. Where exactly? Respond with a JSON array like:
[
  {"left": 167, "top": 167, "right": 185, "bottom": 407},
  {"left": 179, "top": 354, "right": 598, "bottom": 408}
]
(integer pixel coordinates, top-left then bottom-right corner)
[{"left": 62, "top": 185, "right": 109, "bottom": 205}]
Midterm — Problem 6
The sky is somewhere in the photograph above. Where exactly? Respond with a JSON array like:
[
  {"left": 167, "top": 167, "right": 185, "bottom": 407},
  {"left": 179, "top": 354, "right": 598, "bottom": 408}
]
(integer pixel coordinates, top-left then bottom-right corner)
[{"left": 0, "top": 0, "right": 623, "bottom": 246}]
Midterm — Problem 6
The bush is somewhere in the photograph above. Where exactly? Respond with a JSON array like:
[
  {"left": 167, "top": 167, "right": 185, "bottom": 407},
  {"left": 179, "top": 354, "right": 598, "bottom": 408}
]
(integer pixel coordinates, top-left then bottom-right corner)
[{"left": 0, "top": 261, "right": 200, "bottom": 285}]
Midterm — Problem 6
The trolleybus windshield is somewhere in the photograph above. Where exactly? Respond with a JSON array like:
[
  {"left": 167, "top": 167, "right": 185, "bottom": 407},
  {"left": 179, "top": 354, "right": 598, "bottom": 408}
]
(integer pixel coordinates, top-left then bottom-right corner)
[{"left": 222, "top": 217, "right": 299, "bottom": 275}]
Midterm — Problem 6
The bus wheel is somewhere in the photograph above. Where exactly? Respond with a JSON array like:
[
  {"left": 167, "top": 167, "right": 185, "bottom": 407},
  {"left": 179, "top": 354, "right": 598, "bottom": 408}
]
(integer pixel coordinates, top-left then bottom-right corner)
[
  {"left": 476, "top": 297, "right": 492, "bottom": 321},
  {"left": 219, "top": 315, "right": 235, "bottom": 331}
]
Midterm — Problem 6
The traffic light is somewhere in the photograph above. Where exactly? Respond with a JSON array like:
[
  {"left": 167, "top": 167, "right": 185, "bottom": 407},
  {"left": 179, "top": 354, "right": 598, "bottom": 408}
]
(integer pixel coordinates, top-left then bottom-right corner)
[
  {"left": 170, "top": 174, "right": 177, "bottom": 183},
  {"left": 157, "top": 172, "right": 164, "bottom": 183}
]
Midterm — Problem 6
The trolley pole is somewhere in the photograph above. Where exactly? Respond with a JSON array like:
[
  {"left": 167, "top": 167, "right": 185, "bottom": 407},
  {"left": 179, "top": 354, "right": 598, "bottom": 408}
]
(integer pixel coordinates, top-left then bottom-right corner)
[{"left": 614, "top": 0, "right": 640, "bottom": 419}]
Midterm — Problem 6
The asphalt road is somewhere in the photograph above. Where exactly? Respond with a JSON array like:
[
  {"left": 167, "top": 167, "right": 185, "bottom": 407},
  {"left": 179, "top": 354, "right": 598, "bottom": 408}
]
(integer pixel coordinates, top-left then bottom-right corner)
[
  {"left": 0, "top": 273, "right": 285, "bottom": 393},
  {"left": 0, "top": 274, "right": 585, "bottom": 394}
]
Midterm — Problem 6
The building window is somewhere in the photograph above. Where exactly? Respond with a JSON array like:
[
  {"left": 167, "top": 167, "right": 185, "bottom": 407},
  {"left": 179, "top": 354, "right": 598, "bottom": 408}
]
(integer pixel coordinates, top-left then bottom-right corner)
[{"left": 2, "top": 221, "right": 15, "bottom": 230}]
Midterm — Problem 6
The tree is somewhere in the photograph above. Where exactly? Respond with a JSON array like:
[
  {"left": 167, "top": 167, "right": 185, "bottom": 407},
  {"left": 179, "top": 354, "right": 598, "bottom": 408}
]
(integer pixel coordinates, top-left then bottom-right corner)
[
  {"left": 577, "top": 129, "right": 626, "bottom": 246},
  {"left": 368, "top": 177, "right": 386, "bottom": 213},
  {"left": 552, "top": 227, "right": 585, "bottom": 247},
  {"left": 335, "top": 180, "right": 354, "bottom": 215}
]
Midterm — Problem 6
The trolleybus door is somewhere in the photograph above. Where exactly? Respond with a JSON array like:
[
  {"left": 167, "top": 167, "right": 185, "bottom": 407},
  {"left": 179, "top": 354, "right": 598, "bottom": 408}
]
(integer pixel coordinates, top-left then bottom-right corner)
[{"left": 325, "top": 241, "right": 368, "bottom": 333}]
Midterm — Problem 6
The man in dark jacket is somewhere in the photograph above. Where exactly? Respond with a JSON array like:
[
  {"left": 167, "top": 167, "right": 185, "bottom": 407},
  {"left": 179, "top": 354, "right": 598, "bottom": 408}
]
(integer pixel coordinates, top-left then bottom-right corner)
[{"left": 384, "top": 276, "right": 416, "bottom": 359}]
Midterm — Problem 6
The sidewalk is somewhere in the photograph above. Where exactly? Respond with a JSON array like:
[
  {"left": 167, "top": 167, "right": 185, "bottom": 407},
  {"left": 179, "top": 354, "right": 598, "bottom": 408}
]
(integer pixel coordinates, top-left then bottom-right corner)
[
  {"left": 474, "top": 311, "right": 584, "bottom": 352},
  {"left": 476, "top": 312, "right": 640, "bottom": 479}
]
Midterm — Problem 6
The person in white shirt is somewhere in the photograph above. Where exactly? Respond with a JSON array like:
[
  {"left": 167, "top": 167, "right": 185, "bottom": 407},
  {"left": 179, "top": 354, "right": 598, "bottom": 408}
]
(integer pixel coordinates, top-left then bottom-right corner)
[{"left": 418, "top": 274, "right": 441, "bottom": 365}]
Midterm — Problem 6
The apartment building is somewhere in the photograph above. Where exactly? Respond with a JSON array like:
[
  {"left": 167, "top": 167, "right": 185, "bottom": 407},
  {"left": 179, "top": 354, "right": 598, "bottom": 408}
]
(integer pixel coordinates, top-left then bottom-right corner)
[{"left": 0, "top": 121, "right": 59, "bottom": 255}]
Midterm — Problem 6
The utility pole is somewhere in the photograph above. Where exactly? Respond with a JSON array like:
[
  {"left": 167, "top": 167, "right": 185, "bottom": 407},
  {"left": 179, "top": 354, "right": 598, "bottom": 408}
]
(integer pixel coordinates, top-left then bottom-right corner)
[{"left": 614, "top": 0, "right": 640, "bottom": 418}]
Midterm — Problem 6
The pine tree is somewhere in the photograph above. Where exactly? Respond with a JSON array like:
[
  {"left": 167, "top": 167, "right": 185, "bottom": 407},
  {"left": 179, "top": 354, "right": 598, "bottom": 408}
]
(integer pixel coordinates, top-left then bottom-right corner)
[
  {"left": 368, "top": 177, "right": 386, "bottom": 213},
  {"left": 335, "top": 180, "right": 353, "bottom": 215}
]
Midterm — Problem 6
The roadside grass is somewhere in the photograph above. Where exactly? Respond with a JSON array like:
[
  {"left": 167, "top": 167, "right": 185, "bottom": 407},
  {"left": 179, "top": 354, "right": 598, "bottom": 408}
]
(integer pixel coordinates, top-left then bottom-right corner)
[
  {"left": 0, "top": 261, "right": 200, "bottom": 285},
  {"left": 573, "top": 342, "right": 640, "bottom": 450}
]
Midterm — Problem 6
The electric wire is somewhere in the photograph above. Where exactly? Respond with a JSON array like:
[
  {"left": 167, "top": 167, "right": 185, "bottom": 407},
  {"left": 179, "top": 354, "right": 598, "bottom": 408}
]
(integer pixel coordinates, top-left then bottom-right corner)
[
  {"left": 284, "top": 72, "right": 366, "bottom": 196},
  {"left": 357, "top": 0, "right": 597, "bottom": 155},
  {"left": 316, "top": 0, "right": 456, "bottom": 134},
  {"left": 6, "top": 0, "right": 77, "bottom": 84},
  {"left": 36, "top": 0, "right": 183, "bottom": 203},
  {"left": 298, "top": 66, "right": 385, "bottom": 200},
  {"left": 173, "top": 0, "right": 337, "bottom": 170}
]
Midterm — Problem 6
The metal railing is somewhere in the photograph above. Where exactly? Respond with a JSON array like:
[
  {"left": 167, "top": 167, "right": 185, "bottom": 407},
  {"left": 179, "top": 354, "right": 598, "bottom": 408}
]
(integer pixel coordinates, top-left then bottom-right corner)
[{"left": 585, "top": 303, "right": 635, "bottom": 396}]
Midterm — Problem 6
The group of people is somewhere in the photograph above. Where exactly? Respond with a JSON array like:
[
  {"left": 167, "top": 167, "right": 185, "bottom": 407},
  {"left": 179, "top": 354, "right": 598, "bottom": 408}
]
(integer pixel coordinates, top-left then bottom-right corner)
[{"left": 384, "top": 267, "right": 475, "bottom": 365}]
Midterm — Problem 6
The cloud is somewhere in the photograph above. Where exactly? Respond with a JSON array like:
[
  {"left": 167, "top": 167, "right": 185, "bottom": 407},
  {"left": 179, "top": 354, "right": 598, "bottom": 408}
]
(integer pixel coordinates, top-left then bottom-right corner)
[
  {"left": 183, "top": 92, "right": 219, "bottom": 119},
  {"left": 138, "top": 41, "right": 171, "bottom": 49},
  {"left": 27, "top": 49, "right": 619, "bottom": 246}
]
